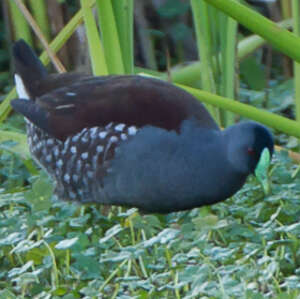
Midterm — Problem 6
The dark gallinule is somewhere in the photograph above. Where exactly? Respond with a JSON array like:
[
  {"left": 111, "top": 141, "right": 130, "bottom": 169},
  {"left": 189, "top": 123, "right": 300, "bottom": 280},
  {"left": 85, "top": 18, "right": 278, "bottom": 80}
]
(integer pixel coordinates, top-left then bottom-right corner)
[{"left": 11, "top": 40, "right": 274, "bottom": 213}]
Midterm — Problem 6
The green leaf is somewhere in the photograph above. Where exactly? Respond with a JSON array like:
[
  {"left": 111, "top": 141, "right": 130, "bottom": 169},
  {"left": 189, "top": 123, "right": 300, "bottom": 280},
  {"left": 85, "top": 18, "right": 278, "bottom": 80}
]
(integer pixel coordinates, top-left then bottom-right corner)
[
  {"left": 255, "top": 148, "right": 271, "bottom": 194},
  {"left": 55, "top": 237, "right": 78, "bottom": 250}
]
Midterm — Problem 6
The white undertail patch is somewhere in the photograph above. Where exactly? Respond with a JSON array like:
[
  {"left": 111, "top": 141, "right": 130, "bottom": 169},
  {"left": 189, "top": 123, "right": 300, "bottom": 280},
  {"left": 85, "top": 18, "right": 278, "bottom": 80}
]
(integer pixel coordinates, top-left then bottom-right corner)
[{"left": 15, "top": 74, "right": 29, "bottom": 99}]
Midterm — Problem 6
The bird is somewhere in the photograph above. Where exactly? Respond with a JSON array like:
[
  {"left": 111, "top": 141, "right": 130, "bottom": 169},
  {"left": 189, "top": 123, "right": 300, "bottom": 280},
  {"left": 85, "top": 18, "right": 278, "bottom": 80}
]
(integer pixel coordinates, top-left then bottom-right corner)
[{"left": 11, "top": 39, "right": 274, "bottom": 214}]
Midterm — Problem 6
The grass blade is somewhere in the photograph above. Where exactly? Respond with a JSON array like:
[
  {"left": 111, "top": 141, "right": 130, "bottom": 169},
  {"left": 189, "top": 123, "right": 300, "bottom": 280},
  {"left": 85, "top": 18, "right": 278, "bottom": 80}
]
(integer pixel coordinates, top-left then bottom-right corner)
[
  {"left": 9, "top": 0, "right": 32, "bottom": 45},
  {"left": 112, "top": 0, "right": 134, "bottom": 74},
  {"left": 80, "top": 0, "right": 108, "bottom": 76},
  {"left": 203, "top": 0, "right": 300, "bottom": 63},
  {"left": 179, "top": 84, "right": 300, "bottom": 138},
  {"left": 292, "top": 0, "right": 300, "bottom": 122},
  {"left": 96, "top": 0, "right": 125, "bottom": 74},
  {"left": 191, "top": 0, "right": 218, "bottom": 121}
]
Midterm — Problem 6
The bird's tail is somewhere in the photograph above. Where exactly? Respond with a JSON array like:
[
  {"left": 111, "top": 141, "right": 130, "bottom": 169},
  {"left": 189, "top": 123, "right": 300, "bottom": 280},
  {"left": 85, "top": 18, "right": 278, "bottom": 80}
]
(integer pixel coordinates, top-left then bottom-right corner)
[{"left": 12, "top": 39, "right": 48, "bottom": 98}]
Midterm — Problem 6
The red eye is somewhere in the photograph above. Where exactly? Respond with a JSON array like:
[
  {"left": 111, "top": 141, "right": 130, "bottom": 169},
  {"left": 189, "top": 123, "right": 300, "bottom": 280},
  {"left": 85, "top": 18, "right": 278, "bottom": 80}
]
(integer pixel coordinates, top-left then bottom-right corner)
[{"left": 247, "top": 147, "right": 255, "bottom": 155}]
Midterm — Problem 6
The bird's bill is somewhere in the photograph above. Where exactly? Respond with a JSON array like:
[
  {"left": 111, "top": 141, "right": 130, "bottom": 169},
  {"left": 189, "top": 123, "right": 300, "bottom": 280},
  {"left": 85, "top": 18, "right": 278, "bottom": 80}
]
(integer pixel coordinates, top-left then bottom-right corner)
[{"left": 255, "top": 148, "right": 271, "bottom": 194}]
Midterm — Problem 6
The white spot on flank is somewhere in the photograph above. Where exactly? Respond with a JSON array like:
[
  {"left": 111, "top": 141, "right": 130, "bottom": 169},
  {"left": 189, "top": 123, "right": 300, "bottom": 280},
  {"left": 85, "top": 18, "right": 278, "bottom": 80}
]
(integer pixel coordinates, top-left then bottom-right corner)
[
  {"left": 121, "top": 133, "right": 127, "bottom": 141},
  {"left": 57, "top": 159, "right": 63, "bottom": 168},
  {"left": 54, "top": 146, "right": 59, "bottom": 157},
  {"left": 90, "top": 127, "right": 98, "bottom": 137},
  {"left": 99, "top": 131, "right": 108, "bottom": 139},
  {"left": 81, "top": 152, "right": 88, "bottom": 160},
  {"left": 128, "top": 126, "right": 137, "bottom": 135},
  {"left": 115, "top": 123, "right": 125, "bottom": 132},
  {"left": 64, "top": 173, "right": 70, "bottom": 183},
  {"left": 105, "top": 123, "right": 113, "bottom": 129},
  {"left": 87, "top": 171, "right": 93, "bottom": 179},
  {"left": 81, "top": 135, "right": 89, "bottom": 143},
  {"left": 110, "top": 136, "right": 118, "bottom": 143},
  {"left": 66, "top": 92, "right": 76, "bottom": 96},
  {"left": 36, "top": 142, "right": 42, "bottom": 149},
  {"left": 45, "top": 155, "right": 52, "bottom": 162},
  {"left": 70, "top": 146, "right": 77, "bottom": 154},
  {"left": 55, "top": 104, "right": 75, "bottom": 110},
  {"left": 96, "top": 145, "right": 103, "bottom": 153},
  {"left": 72, "top": 134, "right": 80, "bottom": 142},
  {"left": 15, "top": 74, "right": 29, "bottom": 99},
  {"left": 47, "top": 139, "right": 54, "bottom": 145}
]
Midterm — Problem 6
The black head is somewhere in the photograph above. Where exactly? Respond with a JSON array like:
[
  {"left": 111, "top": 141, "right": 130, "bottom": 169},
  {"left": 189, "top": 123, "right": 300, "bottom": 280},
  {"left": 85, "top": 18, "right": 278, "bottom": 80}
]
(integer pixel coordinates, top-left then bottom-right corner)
[{"left": 224, "top": 121, "right": 274, "bottom": 175}]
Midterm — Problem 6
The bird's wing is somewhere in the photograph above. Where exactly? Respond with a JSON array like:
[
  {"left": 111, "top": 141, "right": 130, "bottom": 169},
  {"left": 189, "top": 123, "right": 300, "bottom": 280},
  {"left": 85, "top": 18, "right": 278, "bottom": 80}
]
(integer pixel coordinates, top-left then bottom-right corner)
[{"left": 11, "top": 75, "right": 219, "bottom": 140}]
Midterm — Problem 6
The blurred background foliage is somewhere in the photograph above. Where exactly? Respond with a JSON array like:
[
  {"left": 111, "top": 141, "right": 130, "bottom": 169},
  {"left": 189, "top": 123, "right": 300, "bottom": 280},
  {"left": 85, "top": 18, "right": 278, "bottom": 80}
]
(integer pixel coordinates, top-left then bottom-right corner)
[{"left": 0, "top": 0, "right": 295, "bottom": 88}]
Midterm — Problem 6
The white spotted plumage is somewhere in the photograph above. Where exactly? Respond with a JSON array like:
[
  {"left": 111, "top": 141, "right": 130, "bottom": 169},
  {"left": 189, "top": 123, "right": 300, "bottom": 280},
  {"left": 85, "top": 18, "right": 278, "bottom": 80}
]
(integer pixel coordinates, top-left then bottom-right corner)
[
  {"left": 115, "top": 123, "right": 125, "bottom": 132},
  {"left": 128, "top": 126, "right": 137, "bottom": 135},
  {"left": 26, "top": 121, "right": 139, "bottom": 203},
  {"left": 99, "top": 131, "right": 108, "bottom": 139},
  {"left": 81, "top": 152, "right": 88, "bottom": 160},
  {"left": 70, "top": 146, "right": 77, "bottom": 154}
]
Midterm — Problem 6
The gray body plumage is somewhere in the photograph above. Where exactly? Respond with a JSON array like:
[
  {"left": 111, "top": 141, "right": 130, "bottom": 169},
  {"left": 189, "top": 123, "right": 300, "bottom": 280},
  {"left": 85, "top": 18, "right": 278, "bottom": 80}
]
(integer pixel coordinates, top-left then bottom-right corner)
[{"left": 103, "top": 120, "right": 246, "bottom": 212}]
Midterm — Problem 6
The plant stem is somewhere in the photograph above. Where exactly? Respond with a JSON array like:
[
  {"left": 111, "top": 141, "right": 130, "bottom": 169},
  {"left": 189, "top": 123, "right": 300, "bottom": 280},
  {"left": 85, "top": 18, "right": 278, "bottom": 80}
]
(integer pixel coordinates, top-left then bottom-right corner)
[
  {"left": 157, "top": 19, "right": 292, "bottom": 86},
  {"left": 179, "top": 84, "right": 300, "bottom": 138},
  {"left": 9, "top": 0, "right": 32, "bottom": 45},
  {"left": 96, "top": 0, "right": 125, "bottom": 74},
  {"left": 191, "top": 0, "right": 218, "bottom": 120},
  {"left": 221, "top": 9, "right": 238, "bottom": 126},
  {"left": 80, "top": 0, "right": 108, "bottom": 76},
  {"left": 203, "top": 0, "right": 300, "bottom": 63},
  {"left": 112, "top": 0, "right": 134, "bottom": 74},
  {"left": 28, "top": 0, "right": 51, "bottom": 42},
  {"left": 292, "top": 0, "right": 300, "bottom": 122}
]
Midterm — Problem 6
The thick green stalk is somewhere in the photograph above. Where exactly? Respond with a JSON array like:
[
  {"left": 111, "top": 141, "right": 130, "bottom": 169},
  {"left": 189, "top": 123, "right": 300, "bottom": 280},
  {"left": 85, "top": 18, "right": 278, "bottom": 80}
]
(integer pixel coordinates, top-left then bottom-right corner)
[
  {"left": 203, "top": 0, "right": 300, "bottom": 63},
  {"left": 28, "top": 0, "right": 50, "bottom": 41},
  {"left": 159, "top": 19, "right": 292, "bottom": 86},
  {"left": 8, "top": 0, "right": 32, "bottom": 45},
  {"left": 281, "top": 0, "right": 291, "bottom": 20},
  {"left": 179, "top": 84, "right": 300, "bottom": 138},
  {"left": 292, "top": 0, "right": 300, "bottom": 122},
  {"left": 223, "top": 14, "right": 238, "bottom": 125},
  {"left": 191, "top": 0, "right": 218, "bottom": 120},
  {"left": 112, "top": 0, "right": 134, "bottom": 74},
  {"left": 191, "top": 0, "right": 215, "bottom": 93},
  {"left": 96, "top": 0, "right": 125, "bottom": 74},
  {"left": 80, "top": 0, "right": 108, "bottom": 76}
]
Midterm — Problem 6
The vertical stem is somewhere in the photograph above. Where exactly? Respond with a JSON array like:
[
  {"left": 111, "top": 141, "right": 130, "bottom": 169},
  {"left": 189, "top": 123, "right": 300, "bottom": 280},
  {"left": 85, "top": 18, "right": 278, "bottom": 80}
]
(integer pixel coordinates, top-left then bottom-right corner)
[
  {"left": 191, "top": 0, "right": 219, "bottom": 122},
  {"left": 28, "top": 0, "right": 51, "bottom": 41},
  {"left": 80, "top": 0, "right": 108, "bottom": 76},
  {"left": 96, "top": 0, "right": 125, "bottom": 74},
  {"left": 222, "top": 12, "right": 238, "bottom": 126},
  {"left": 292, "top": 0, "right": 300, "bottom": 122},
  {"left": 112, "top": 0, "right": 134, "bottom": 74},
  {"left": 8, "top": 0, "right": 33, "bottom": 45}
]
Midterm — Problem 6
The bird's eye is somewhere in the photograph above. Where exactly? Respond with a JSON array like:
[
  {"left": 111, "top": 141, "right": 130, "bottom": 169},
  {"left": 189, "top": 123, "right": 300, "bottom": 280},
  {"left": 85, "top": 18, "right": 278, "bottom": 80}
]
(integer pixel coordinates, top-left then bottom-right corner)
[{"left": 247, "top": 147, "right": 255, "bottom": 155}]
